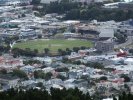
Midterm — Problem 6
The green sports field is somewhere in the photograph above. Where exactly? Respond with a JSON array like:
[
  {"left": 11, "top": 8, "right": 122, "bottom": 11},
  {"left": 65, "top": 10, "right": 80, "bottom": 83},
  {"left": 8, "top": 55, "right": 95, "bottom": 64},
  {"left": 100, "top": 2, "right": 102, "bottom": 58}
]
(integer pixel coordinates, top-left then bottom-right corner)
[{"left": 13, "top": 39, "right": 93, "bottom": 53}]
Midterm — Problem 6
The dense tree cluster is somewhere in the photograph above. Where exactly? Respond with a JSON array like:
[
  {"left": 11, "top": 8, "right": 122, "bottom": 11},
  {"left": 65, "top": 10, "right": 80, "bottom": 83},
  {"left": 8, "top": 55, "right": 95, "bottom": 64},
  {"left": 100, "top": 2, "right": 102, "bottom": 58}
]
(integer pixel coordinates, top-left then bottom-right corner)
[
  {"left": 12, "top": 48, "right": 39, "bottom": 57},
  {"left": 0, "top": 45, "right": 10, "bottom": 53},
  {"left": 35, "top": 0, "right": 133, "bottom": 21},
  {"left": 85, "top": 62, "right": 104, "bottom": 69},
  {"left": 65, "top": 6, "right": 133, "bottom": 21},
  {"left": 12, "top": 46, "right": 89, "bottom": 57},
  {"left": 99, "top": 76, "right": 108, "bottom": 81},
  {"left": 40, "top": 0, "right": 79, "bottom": 14},
  {"left": 31, "top": 0, "right": 41, "bottom": 5},
  {"left": 114, "top": 32, "right": 127, "bottom": 43},
  {"left": 0, "top": 87, "right": 92, "bottom": 100},
  {"left": 12, "top": 69, "right": 27, "bottom": 79},
  {"left": 120, "top": 74, "right": 131, "bottom": 82},
  {"left": 55, "top": 67, "right": 69, "bottom": 72},
  {"left": 23, "top": 59, "right": 41, "bottom": 65},
  {"left": 34, "top": 71, "right": 52, "bottom": 80},
  {"left": 113, "top": 92, "right": 133, "bottom": 100}
]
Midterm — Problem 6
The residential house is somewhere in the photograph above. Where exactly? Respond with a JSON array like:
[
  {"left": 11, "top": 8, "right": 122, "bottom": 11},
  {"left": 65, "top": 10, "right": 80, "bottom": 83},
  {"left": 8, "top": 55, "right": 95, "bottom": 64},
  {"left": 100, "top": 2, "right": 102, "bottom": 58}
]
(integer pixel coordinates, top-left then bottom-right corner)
[
  {"left": 20, "top": 65, "right": 35, "bottom": 74},
  {"left": 34, "top": 57, "right": 53, "bottom": 65},
  {"left": 19, "top": 28, "right": 37, "bottom": 39},
  {"left": 42, "top": 67, "right": 54, "bottom": 73},
  {"left": 68, "top": 52, "right": 86, "bottom": 60},
  {"left": 115, "top": 19, "right": 133, "bottom": 36},
  {"left": 0, "top": 56, "right": 23, "bottom": 69},
  {"left": 129, "top": 71, "right": 133, "bottom": 81},
  {"left": 68, "top": 70, "right": 83, "bottom": 79},
  {"left": 58, "top": 72, "right": 68, "bottom": 77},
  {"left": 47, "top": 78, "right": 63, "bottom": 85},
  {"left": 69, "top": 71, "right": 78, "bottom": 79},
  {"left": 73, "top": 79, "right": 88, "bottom": 88},
  {"left": 21, "top": 80, "right": 36, "bottom": 87}
]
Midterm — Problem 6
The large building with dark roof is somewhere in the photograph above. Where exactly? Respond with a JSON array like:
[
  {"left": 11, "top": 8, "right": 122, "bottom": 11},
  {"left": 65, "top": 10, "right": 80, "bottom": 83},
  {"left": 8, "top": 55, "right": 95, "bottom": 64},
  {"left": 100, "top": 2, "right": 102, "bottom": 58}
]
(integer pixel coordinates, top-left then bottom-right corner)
[{"left": 118, "top": 2, "right": 133, "bottom": 10}]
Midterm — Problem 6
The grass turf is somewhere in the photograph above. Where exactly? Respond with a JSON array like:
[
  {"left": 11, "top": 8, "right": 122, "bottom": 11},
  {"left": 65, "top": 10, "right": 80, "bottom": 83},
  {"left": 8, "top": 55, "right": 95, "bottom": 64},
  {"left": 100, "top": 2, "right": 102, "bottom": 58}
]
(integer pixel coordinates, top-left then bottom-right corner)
[{"left": 13, "top": 39, "right": 93, "bottom": 53}]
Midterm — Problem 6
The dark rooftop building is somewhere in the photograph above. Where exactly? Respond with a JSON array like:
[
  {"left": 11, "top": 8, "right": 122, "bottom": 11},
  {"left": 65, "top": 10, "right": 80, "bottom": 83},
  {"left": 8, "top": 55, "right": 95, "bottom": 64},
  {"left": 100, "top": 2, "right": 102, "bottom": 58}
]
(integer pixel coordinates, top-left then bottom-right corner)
[
  {"left": 118, "top": 2, "right": 133, "bottom": 10},
  {"left": 78, "top": 29, "right": 100, "bottom": 40}
]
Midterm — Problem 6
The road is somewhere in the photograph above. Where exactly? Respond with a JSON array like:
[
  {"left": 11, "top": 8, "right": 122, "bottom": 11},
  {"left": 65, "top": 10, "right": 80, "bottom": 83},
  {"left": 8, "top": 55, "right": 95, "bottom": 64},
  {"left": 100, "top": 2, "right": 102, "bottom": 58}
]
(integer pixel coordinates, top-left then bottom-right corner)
[{"left": 114, "top": 36, "right": 133, "bottom": 48}]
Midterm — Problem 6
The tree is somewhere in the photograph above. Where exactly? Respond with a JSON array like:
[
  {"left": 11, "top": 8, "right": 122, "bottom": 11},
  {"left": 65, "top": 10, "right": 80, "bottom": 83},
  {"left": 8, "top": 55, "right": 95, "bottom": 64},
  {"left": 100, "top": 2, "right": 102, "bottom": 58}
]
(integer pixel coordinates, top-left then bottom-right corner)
[
  {"left": 34, "top": 70, "right": 39, "bottom": 79},
  {"left": 57, "top": 49, "right": 67, "bottom": 56},
  {"left": 73, "top": 47, "right": 80, "bottom": 53},
  {"left": 65, "top": 9, "right": 80, "bottom": 20},
  {"left": 38, "top": 34, "right": 42, "bottom": 39},
  {"left": 91, "top": 62, "right": 104, "bottom": 69},
  {"left": 114, "top": 32, "right": 127, "bottom": 43},
  {"left": 34, "top": 71, "right": 52, "bottom": 80},
  {"left": 80, "top": 10, "right": 88, "bottom": 20},
  {"left": 94, "top": 50, "right": 102, "bottom": 54},
  {"left": 73, "top": 60, "right": 81, "bottom": 65},
  {"left": 55, "top": 67, "right": 69, "bottom": 72},
  {"left": 60, "top": 0, "right": 69, "bottom": 3},
  {"left": 129, "top": 49, "right": 133, "bottom": 55},
  {"left": 0, "top": 69, "right": 7, "bottom": 74},
  {"left": 0, "top": 87, "right": 93, "bottom": 100},
  {"left": 120, "top": 74, "right": 130, "bottom": 82},
  {"left": 4, "top": 37, "right": 12, "bottom": 45},
  {"left": 21, "top": 14, "right": 26, "bottom": 17},
  {"left": 58, "top": 49, "right": 63, "bottom": 55},
  {"left": 81, "top": 75, "right": 90, "bottom": 81},
  {"left": 12, "top": 69, "right": 27, "bottom": 79},
  {"left": 12, "top": 35, "right": 19, "bottom": 41},
  {"left": 113, "top": 97, "right": 117, "bottom": 100},
  {"left": 66, "top": 48, "right": 71, "bottom": 55},
  {"left": 99, "top": 76, "right": 108, "bottom": 81},
  {"left": 23, "top": 60, "right": 41, "bottom": 65},
  {"left": 30, "top": 1, "right": 133, "bottom": 21},
  {"left": 80, "top": 46, "right": 86, "bottom": 50},
  {"left": 34, "top": 49, "right": 38, "bottom": 54},
  {"left": 44, "top": 72, "right": 52, "bottom": 80},
  {"left": 31, "top": 0, "right": 41, "bottom": 5},
  {"left": 44, "top": 48, "right": 50, "bottom": 54},
  {"left": 62, "top": 57, "right": 70, "bottom": 63},
  {"left": 36, "top": 82, "right": 43, "bottom": 88},
  {"left": 56, "top": 74, "right": 66, "bottom": 81},
  {"left": 124, "top": 84, "right": 130, "bottom": 91},
  {"left": 113, "top": 0, "right": 121, "bottom": 2},
  {"left": 40, "top": 64, "right": 47, "bottom": 68},
  {"left": 66, "top": 48, "right": 70, "bottom": 52}
]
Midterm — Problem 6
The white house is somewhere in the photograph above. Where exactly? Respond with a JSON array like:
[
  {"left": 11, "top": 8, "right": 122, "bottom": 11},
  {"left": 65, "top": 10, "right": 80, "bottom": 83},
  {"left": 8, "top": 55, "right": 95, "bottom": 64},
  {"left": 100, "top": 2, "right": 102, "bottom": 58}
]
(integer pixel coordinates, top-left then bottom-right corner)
[
  {"left": 34, "top": 57, "right": 52, "bottom": 65},
  {"left": 47, "top": 78, "right": 63, "bottom": 85},
  {"left": 124, "top": 58, "right": 133, "bottom": 65},
  {"left": 20, "top": 65, "right": 35, "bottom": 74},
  {"left": 42, "top": 67, "right": 54, "bottom": 73}
]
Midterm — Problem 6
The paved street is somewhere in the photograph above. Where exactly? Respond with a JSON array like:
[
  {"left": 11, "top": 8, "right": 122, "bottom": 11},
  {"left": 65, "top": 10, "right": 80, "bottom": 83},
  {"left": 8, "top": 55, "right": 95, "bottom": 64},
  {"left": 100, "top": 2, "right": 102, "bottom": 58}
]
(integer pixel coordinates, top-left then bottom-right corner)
[{"left": 114, "top": 36, "right": 133, "bottom": 48}]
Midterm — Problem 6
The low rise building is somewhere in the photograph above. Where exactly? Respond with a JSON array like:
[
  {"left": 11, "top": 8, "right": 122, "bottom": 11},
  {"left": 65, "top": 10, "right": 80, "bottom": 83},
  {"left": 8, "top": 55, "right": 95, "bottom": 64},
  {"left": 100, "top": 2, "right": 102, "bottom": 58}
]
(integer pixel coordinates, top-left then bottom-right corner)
[
  {"left": 0, "top": 75, "right": 20, "bottom": 89},
  {"left": 95, "top": 39, "right": 114, "bottom": 52}
]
